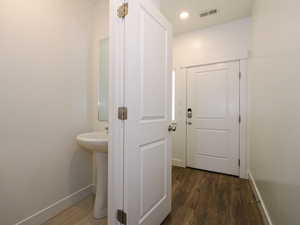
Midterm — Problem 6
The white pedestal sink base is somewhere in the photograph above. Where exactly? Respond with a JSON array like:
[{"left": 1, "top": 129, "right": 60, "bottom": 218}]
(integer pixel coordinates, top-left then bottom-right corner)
[
  {"left": 94, "top": 152, "right": 108, "bottom": 219},
  {"left": 76, "top": 132, "right": 108, "bottom": 219}
]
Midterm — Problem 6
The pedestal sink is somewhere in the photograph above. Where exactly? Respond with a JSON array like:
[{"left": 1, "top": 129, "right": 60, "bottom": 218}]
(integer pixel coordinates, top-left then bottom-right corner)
[{"left": 76, "top": 132, "right": 108, "bottom": 219}]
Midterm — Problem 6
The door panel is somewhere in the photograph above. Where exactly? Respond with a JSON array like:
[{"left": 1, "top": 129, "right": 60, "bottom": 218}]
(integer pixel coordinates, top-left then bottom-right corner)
[
  {"left": 124, "top": 1, "right": 172, "bottom": 225},
  {"left": 195, "top": 129, "right": 228, "bottom": 158},
  {"left": 194, "top": 70, "right": 227, "bottom": 118},
  {"left": 140, "top": 139, "right": 166, "bottom": 217},
  {"left": 141, "top": 9, "right": 166, "bottom": 120},
  {"left": 187, "top": 62, "right": 239, "bottom": 176}
]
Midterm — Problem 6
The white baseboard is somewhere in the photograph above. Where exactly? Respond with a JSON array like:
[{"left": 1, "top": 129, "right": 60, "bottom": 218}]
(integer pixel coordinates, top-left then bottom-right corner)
[
  {"left": 172, "top": 158, "right": 185, "bottom": 168},
  {"left": 15, "top": 184, "right": 93, "bottom": 225},
  {"left": 248, "top": 172, "right": 273, "bottom": 225}
]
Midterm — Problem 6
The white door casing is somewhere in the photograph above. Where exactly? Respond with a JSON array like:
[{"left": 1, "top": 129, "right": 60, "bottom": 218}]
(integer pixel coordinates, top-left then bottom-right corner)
[
  {"left": 187, "top": 62, "right": 240, "bottom": 176},
  {"left": 124, "top": 1, "right": 172, "bottom": 225}
]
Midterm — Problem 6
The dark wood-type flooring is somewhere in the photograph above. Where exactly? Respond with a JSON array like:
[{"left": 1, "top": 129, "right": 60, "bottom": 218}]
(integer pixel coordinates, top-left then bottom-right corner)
[
  {"left": 45, "top": 167, "right": 264, "bottom": 225},
  {"left": 162, "top": 167, "right": 264, "bottom": 225}
]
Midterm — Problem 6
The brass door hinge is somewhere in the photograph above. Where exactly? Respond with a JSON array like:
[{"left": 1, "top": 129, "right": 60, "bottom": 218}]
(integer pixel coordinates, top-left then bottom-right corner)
[
  {"left": 117, "top": 209, "right": 127, "bottom": 225},
  {"left": 118, "top": 107, "right": 128, "bottom": 120},
  {"left": 118, "top": 3, "right": 128, "bottom": 18}
]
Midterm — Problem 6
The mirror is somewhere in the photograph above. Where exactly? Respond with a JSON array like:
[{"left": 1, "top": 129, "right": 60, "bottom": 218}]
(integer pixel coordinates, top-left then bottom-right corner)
[{"left": 98, "top": 38, "right": 109, "bottom": 121}]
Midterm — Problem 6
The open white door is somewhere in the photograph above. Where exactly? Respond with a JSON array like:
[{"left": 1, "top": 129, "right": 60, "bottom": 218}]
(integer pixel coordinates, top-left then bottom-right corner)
[{"left": 122, "top": 0, "right": 172, "bottom": 225}]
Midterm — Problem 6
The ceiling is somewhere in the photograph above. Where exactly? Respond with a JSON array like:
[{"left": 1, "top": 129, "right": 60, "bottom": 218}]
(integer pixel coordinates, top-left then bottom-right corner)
[{"left": 160, "top": 0, "right": 253, "bottom": 35}]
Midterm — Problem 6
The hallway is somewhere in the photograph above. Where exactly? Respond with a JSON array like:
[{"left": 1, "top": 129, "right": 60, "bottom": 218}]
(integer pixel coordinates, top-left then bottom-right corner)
[{"left": 162, "top": 167, "right": 264, "bottom": 225}]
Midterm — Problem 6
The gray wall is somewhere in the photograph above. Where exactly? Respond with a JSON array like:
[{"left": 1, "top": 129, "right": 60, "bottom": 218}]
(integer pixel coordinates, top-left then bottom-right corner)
[
  {"left": 249, "top": 0, "right": 300, "bottom": 224},
  {"left": 0, "top": 0, "right": 94, "bottom": 224}
]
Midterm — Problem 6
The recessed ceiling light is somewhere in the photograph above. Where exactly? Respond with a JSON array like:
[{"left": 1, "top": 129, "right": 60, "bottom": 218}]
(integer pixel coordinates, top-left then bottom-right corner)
[{"left": 179, "top": 11, "right": 190, "bottom": 20}]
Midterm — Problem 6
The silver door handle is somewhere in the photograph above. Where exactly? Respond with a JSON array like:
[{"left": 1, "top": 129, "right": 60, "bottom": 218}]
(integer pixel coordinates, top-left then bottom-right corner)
[{"left": 168, "top": 123, "right": 177, "bottom": 132}]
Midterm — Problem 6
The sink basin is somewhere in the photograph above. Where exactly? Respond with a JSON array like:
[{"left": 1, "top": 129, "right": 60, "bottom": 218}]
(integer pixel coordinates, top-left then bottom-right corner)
[{"left": 76, "top": 132, "right": 108, "bottom": 152}]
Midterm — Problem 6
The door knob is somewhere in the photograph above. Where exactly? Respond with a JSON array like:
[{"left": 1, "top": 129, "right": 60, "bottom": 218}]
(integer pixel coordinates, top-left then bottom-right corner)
[{"left": 168, "top": 123, "right": 177, "bottom": 132}]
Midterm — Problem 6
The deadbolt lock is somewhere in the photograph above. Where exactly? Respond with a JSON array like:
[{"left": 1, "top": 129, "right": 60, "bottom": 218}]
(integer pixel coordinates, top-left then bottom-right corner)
[{"left": 187, "top": 108, "right": 192, "bottom": 118}]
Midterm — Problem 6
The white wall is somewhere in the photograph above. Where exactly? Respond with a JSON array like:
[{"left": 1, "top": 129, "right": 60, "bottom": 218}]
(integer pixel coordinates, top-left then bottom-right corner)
[
  {"left": 149, "top": 0, "right": 160, "bottom": 9},
  {"left": 0, "top": 1, "right": 94, "bottom": 224},
  {"left": 173, "top": 18, "right": 252, "bottom": 166},
  {"left": 249, "top": 0, "right": 300, "bottom": 225}
]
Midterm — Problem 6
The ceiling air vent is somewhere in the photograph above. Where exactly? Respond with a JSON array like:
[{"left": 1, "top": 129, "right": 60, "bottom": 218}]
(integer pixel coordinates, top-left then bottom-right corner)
[{"left": 199, "top": 9, "right": 218, "bottom": 18}]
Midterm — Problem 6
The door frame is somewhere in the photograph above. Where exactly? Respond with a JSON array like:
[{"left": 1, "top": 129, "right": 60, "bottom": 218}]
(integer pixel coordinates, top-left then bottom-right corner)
[
  {"left": 179, "top": 59, "right": 248, "bottom": 179},
  {"left": 108, "top": 0, "right": 125, "bottom": 224}
]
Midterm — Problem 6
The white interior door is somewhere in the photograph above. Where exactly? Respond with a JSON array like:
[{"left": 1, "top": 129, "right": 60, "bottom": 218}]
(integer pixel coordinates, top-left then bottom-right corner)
[
  {"left": 124, "top": 0, "right": 172, "bottom": 225},
  {"left": 187, "top": 62, "right": 240, "bottom": 176}
]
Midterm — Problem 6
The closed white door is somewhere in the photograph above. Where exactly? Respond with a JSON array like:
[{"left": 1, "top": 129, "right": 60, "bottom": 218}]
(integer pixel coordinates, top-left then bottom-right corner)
[
  {"left": 124, "top": 0, "right": 172, "bottom": 225},
  {"left": 187, "top": 62, "right": 240, "bottom": 176}
]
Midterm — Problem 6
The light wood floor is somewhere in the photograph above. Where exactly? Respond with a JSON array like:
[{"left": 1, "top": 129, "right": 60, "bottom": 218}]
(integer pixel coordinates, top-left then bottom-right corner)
[
  {"left": 45, "top": 167, "right": 263, "bottom": 225},
  {"left": 43, "top": 196, "right": 107, "bottom": 225}
]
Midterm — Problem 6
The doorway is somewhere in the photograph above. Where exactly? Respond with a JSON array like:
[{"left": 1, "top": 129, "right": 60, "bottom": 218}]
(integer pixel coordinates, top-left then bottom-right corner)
[{"left": 186, "top": 62, "right": 240, "bottom": 176}]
